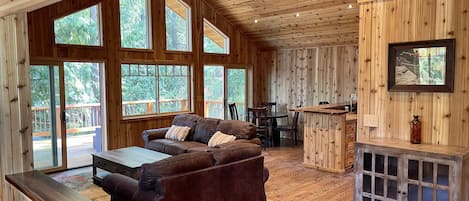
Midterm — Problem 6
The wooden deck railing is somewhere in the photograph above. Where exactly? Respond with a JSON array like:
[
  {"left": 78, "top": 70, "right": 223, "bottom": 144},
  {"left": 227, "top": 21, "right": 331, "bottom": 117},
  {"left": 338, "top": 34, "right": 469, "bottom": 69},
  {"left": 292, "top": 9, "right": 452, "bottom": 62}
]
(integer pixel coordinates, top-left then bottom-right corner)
[
  {"left": 32, "top": 99, "right": 188, "bottom": 137},
  {"left": 32, "top": 99, "right": 244, "bottom": 137}
]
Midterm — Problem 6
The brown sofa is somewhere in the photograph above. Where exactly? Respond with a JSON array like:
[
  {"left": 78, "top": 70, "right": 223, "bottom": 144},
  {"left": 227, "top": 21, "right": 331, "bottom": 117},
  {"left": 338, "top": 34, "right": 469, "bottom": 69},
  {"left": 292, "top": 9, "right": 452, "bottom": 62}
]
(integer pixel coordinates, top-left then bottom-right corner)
[
  {"left": 102, "top": 142, "right": 269, "bottom": 201},
  {"left": 142, "top": 114, "right": 261, "bottom": 155}
]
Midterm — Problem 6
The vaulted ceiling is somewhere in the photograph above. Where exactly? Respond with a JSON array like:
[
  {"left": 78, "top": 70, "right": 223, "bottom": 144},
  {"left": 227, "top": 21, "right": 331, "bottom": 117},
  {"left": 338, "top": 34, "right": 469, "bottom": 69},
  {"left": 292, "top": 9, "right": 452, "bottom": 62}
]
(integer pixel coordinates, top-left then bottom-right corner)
[{"left": 209, "top": 0, "right": 360, "bottom": 49}]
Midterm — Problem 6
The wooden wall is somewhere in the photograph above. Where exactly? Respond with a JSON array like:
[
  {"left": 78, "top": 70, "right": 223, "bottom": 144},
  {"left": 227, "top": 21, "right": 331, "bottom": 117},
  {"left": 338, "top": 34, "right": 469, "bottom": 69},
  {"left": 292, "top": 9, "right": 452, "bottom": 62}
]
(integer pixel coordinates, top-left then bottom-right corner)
[
  {"left": 357, "top": 0, "right": 469, "bottom": 147},
  {"left": 27, "top": 0, "right": 259, "bottom": 149},
  {"left": 0, "top": 13, "right": 33, "bottom": 201},
  {"left": 258, "top": 45, "right": 358, "bottom": 139}
]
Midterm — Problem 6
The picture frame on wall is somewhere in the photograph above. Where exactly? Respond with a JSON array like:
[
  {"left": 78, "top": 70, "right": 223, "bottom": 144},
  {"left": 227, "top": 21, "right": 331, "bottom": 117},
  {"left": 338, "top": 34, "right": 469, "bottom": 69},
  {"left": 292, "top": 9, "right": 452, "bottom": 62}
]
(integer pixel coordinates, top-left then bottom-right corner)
[{"left": 388, "top": 39, "right": 456, "bottom": 92}]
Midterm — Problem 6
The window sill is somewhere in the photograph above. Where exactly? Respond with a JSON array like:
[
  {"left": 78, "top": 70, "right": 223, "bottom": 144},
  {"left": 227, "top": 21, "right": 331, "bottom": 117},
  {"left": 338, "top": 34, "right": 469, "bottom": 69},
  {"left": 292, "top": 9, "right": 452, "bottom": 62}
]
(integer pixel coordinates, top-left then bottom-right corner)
[
  {"left": 121, "top": 111, "right": 194, "bottom": 123},
  {"left": 56, "top": 44, "right": 104, "bottom": 49},
  {"left": 203, "top": 52, "right": 230, "bottom": 56},
  {"left": 119, "top": 48, "right": 154, "bottom": 53},
  {"left": 165, "top": 50, "right": 193, "bottom": 54}
]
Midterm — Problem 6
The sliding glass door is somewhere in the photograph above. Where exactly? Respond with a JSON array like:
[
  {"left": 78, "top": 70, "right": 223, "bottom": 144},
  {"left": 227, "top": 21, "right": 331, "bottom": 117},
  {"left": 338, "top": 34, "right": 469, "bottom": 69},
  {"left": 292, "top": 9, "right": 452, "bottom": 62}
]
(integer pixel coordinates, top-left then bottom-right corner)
[
  {"left": 30, "top": 65, "right": 64, "bottom": 171},
  {"left": 203, "top": 65, "right": 247, "bottom": 120},
  {"left": 31, "top": 62, "right": 105, "bottom": 171},
  {"left": 64, "top": 62, "right": 104, "bottom": 168},
  {"left": 226, "top": 68, "right": 247, "bottom": 120}
]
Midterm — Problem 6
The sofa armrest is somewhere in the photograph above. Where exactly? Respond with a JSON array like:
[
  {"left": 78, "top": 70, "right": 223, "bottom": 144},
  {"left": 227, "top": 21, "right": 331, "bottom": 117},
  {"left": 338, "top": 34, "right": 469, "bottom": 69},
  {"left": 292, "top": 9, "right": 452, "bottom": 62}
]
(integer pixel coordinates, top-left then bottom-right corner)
[
  {"left": 142, "top": 128, "right": 169, "bottom": 146},
  {"left": 102, "top": 173, "right": 139, "bottom": 201},
  {"left": 236, "top": 138, "right": 262, "bottom": 146}
]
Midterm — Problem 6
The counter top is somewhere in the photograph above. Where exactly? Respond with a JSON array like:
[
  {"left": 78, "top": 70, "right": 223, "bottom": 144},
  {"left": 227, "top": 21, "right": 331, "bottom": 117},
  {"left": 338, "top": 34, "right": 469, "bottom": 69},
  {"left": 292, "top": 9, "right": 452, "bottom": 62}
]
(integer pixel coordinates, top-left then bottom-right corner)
[
  {"left": 291, "top": 102, "right": 356, "bottom": 116},
  {"left": 6, "top": 170, "right": 91, "bottom": 201},
  {"left": 357, "top": 138, "right": 469, "bottom": 157}
]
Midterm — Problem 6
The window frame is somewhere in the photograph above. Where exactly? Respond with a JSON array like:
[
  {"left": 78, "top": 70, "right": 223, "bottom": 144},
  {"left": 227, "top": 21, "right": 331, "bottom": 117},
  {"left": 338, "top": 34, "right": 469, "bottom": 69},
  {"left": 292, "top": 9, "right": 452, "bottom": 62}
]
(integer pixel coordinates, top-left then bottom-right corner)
[
  {"left": 53, "top": 4, "right": 104, "bottom": 47},
  {"left": 120, "top": 62, "right": 193, "bottom": 120},
  {"left": 119, "top": 0, "right": 153, "bottom": 50},
  {"left": 203, "top": 18, "right": 230, "bottom": 55},
  {"left": 164, "top": 0, "right": 193, "bottom": 53}
]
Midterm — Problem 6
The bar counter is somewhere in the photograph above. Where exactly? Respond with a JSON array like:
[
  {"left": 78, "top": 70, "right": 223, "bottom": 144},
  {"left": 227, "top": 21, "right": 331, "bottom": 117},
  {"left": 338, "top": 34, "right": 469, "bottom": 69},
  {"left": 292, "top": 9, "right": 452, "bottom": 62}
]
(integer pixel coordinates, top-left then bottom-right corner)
[{"left": 295, "top": 103, "right": 357, "bottom": 173}]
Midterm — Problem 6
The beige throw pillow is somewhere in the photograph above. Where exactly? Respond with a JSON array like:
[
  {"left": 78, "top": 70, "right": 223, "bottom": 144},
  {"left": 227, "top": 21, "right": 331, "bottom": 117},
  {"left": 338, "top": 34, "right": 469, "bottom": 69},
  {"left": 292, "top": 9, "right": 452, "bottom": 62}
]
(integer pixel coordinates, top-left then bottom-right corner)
[
  {"left": 208, "top": 131, "right": 236, "bottom": 147},
  {"left": 165, "top": 125, "right": 191, "bottom": 141}
]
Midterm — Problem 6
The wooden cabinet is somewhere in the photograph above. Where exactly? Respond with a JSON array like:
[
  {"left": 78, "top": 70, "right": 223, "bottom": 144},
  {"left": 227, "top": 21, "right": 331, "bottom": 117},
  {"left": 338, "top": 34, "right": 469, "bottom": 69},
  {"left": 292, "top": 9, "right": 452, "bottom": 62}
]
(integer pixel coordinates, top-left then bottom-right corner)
[
  {"left": 303, "top": 112, "right": 357, "bottom": 173},
  {"left": 355, "top": 138, "right": 469, "bottom": 201}
]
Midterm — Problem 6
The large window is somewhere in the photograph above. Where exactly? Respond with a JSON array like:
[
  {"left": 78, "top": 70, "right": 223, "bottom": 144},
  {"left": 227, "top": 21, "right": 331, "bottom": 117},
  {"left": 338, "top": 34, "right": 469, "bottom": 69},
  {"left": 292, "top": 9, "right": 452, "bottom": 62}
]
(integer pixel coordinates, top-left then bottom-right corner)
[
  {"left": 165, "top": 0, "right": 191, "bottom": 51},
  {"left": 54, "top": 5, "right": 102, "bottom": 46},
  {"left": 203, "top": 19, "right": 229, "bottom": 54},
  {"left": 121, "top": 64, "right": 191, "bottom": 116},
  {"left": 120, "top": 0, "right": 151, "bottom": 49}
]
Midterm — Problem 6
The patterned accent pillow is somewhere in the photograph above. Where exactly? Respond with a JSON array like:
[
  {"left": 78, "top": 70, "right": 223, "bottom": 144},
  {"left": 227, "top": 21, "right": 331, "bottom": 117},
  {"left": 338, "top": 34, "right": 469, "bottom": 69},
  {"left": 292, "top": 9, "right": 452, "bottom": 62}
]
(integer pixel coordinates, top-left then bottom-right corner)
[
  {"left": 208, "top": 131, "right": 236, "bottom": 147},
  {"left": 165, "top": 125, "right": 191, "bottom": 141}
]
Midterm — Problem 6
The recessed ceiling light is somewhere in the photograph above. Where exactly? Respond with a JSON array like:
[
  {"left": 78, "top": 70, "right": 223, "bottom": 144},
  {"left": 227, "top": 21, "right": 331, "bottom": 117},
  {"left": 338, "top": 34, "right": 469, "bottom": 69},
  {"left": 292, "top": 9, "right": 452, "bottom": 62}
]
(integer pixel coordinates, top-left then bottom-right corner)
[
  {"left": 254, "top": 19, "right": 258, "bottom": 23},
  {"left": 348, "top": 4, "right": 353, "bottom": 9},
  {"left": 295, "top": 12, "right": 300, "bottom": 17}
]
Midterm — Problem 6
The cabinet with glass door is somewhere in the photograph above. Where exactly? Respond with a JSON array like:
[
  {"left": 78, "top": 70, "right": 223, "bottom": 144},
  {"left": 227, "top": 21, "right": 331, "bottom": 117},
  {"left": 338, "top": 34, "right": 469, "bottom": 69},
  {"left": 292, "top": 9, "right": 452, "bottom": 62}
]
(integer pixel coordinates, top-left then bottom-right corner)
[{"left": 355, "top": 138, "right": 469, "bottom": 201}]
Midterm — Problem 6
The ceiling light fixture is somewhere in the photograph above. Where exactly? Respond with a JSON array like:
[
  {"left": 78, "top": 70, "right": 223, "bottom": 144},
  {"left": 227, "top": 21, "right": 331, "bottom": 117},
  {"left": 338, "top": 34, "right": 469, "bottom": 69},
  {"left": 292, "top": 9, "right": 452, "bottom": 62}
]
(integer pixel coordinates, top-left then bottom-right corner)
[
  {"left": 295, "top": 12, "right": 300, "bottom": 17},
  {"left": 348, "top": 4, "right": 353, "bottom": 9},
  {"left": 254, "top": 19, "right": 258, "bottom": 23}
]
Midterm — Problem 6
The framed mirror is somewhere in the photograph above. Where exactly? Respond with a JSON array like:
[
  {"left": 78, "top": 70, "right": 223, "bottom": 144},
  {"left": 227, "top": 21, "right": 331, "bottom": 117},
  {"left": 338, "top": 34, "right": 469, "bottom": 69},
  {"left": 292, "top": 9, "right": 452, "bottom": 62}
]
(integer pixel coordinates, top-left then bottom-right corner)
[{"left": 388, "top": 39, "right": 455, "bottom": 92}]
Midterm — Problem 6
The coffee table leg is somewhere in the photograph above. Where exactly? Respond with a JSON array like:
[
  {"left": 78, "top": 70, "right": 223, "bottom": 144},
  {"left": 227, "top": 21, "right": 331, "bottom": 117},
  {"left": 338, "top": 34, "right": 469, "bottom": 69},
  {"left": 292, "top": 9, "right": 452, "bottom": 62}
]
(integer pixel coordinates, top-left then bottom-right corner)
[{"left": 92, "top": 156, "right": 100, "bottom": 185}]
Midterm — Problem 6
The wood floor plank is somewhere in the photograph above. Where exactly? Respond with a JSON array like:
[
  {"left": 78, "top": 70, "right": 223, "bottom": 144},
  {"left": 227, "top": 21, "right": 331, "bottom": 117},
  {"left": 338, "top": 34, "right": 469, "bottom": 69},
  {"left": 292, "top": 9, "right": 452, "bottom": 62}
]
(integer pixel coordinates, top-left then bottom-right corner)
[{"left": 51, "top": 143, "right": 354, "bottom": 201}]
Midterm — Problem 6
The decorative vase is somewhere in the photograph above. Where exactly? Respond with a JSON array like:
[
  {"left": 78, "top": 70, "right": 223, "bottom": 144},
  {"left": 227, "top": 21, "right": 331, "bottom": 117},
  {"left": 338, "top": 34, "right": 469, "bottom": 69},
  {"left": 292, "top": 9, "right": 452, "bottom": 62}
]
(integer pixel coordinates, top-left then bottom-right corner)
[{"left": 410, "top": 115, "right": 422, "bottom": 144}]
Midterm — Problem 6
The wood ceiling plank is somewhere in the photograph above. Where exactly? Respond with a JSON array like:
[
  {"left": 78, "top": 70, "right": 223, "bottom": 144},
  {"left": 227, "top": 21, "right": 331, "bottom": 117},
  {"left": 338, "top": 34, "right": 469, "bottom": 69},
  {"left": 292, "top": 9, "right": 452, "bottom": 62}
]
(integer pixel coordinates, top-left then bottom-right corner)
[
  {"left": 0, "top": 0, "right": 61, "bottom": 17},
  {"left": 203, "top": 0, "right": 360, "bottom": 48}
]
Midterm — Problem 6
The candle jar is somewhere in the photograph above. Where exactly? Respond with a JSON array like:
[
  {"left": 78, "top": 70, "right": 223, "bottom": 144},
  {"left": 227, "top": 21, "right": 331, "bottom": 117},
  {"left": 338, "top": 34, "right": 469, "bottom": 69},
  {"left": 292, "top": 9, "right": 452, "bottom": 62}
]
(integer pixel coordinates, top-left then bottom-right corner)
[{"left": 410, "top": 115, "right": 422, "bottom": 144}]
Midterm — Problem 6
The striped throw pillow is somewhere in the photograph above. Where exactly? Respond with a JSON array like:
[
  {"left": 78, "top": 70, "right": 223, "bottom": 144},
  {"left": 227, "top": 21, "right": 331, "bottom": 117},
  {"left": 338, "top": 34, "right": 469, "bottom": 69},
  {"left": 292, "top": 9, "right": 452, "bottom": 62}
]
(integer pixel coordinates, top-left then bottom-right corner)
[
  {"left": 208, "top": 131, "right": 236, "bottom": 147},
  {"left": 165, "top": 125, "right": 191, "bottom": 141}
]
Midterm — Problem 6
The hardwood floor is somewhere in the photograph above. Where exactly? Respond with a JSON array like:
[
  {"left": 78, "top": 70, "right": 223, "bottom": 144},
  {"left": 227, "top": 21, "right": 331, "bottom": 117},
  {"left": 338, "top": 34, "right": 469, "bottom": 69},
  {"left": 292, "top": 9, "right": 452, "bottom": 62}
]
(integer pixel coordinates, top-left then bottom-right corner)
[
  {"left": 51, "top": 142, "right": 354, "bottom": 201},
  {"left": 264, "top": 144, "right": 354, "bottom": 201}
]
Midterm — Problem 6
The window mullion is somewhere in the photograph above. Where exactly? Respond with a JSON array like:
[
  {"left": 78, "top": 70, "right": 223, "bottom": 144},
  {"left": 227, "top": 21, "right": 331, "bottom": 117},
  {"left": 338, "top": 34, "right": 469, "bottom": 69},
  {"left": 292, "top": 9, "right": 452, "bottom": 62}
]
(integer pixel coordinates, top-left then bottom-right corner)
[{"left": 156, "top": 65, "right": 160, "bottom": 114}]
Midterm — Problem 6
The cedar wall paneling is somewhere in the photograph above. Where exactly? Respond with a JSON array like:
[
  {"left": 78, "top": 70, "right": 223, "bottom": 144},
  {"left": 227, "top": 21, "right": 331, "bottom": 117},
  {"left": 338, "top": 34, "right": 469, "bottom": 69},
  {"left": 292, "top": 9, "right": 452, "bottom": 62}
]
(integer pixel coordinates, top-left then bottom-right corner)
[
  {"left": 27, "top": 0, "right": 259, "bottom": 149},
  {"left": 259, "top": 45, "right": 358, "bottom": 140},
  {"left": 0, "top": 14, "right": 33, "bottom": 201},
  {"left": 357, "top": 0, "right": 469, "bottom": 147}
]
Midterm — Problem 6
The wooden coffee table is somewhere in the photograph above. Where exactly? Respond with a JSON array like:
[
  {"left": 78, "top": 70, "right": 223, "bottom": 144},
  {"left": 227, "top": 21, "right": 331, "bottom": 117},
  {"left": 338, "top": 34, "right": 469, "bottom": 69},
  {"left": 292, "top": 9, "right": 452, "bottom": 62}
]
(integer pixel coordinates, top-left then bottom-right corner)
[{"left": 92, "top": 146, "right": 171, "bottom": 185}]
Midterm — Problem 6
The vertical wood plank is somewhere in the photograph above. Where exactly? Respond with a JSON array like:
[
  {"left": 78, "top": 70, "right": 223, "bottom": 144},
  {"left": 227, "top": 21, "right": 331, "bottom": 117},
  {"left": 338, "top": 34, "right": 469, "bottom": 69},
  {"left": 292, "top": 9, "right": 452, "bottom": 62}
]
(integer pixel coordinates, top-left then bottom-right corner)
[{"left": 357, "top": 0, "right": 469, "bottom": 147}]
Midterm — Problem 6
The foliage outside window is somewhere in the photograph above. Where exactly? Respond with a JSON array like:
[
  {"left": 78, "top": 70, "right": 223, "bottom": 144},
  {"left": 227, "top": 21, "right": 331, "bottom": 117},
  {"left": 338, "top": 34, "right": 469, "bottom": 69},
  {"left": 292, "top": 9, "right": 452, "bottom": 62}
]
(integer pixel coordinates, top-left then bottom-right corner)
[
  {"left": 54, "top": 5, "right": 101, "bottom": 46},
  {"left": 120, "top": 0, "right": 151, "bottom": 49},
  {"left": 203, "top": 19, "right": 229, "bottom": 54},
  {"left": 121, "top": 64, "right": 190, "bottom": 116},
  {"left": 165, "top": 0, "right": 191, "bottom": 51}
]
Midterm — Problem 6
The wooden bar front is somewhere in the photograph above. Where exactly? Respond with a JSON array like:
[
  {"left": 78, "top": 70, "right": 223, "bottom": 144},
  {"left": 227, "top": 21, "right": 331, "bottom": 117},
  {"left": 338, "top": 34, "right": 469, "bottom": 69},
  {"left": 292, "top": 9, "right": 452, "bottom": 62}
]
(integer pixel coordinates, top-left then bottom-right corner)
[{"left": 302, "top": 109, "right": 357, "bottom": 173}]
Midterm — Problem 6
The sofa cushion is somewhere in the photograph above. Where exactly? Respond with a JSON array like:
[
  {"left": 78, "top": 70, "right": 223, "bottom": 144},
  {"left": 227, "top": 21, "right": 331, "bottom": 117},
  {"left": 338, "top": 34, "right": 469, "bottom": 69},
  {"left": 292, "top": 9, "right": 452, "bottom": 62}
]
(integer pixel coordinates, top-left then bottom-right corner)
[
  {"left": 165, "top": 125, "right": 191, "bottom": 141},
  {"left": 207, "top": 131, "right": 236, "bottom": 147},
  {"left": 172, "top": 114, "right": 203, "bottom": 141},
  {"left": 186, "top": 146, "right": 217, "bottom": 153},
  {"left": 146, "top": 139, "right": 177, "bottom": 153},
  {"left": 216, "top": 120, "right": 257, "bottom": 139},
  {"left": 164, "top": 141, "right": 208, "bottom": 155},
  {"left": 193, "top": 118, "right": 220, "bottom": 144},
  {"left": 211, "top": 142, "right": 262, "bottom": 165},
  {"left": 139, "top": 151, "right": 214, "bottom": 193}
]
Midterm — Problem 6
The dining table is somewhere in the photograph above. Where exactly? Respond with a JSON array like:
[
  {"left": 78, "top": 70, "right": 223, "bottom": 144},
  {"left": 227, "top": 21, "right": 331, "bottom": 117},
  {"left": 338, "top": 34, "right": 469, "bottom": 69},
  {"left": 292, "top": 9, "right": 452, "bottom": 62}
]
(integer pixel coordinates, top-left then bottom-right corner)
[{"left": 247, "top": 109, "right": 289, "bottom": 147}]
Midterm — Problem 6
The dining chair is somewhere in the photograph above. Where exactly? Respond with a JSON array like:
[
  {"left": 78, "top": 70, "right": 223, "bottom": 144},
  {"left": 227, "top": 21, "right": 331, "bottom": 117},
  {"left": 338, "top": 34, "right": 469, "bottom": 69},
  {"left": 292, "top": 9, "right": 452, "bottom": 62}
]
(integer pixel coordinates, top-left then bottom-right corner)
[
  {"left": 260, "top": 102, "right": 277, "bottom": 112},
  {"left": 247, "top": 107, "right": 269, "bottom": 148},
  {"left": 274, "top": 105, "right": 301, "bottom": 146},
  {"left": 228, "top": 103, "right": 238, "bottom": 120}
]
